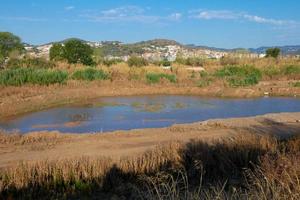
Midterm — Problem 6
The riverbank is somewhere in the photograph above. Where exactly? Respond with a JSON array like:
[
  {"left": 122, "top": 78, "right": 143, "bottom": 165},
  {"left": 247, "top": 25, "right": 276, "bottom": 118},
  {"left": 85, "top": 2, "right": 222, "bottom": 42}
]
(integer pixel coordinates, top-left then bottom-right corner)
[
  {"left": 1, "top": 80, "right": 300, "bottom": 120},
  {"left": 1, "top": 112, "right": 299, "bottom": 168}
]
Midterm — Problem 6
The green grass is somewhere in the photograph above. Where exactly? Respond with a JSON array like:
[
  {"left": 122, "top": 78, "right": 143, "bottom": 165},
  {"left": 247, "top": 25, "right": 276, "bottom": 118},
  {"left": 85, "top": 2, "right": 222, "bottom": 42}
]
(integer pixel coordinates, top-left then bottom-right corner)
[
  {"left": 291, "top": 82, "right": 300, "bottom": 87},
  {"left": 215, "top": 65, "right": 262, "bottom": 87},
  {"left": 0, "top": 68, "right": 68, "bottom": 86},
  {"left": 262, "top": 66, "right": 281, "bottom": 77},
  {"left": 284, "top": 65, "right": 300, "bottom": 75},
  {"left": 71, "top": 68, "right": 110, "bottom": 81},
  {"left": 146, "top": 73, "right": 177, "bottom": 84},
  {"left": 197, "top": 78, "right": 212, "bottom": 87}
]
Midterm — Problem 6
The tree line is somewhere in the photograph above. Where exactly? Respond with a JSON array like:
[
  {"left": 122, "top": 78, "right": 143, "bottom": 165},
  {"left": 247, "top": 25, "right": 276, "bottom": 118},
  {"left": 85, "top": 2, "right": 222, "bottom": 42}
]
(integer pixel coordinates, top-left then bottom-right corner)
[{"left": 0, "top": 31, "right": 282, "bottom": 69}]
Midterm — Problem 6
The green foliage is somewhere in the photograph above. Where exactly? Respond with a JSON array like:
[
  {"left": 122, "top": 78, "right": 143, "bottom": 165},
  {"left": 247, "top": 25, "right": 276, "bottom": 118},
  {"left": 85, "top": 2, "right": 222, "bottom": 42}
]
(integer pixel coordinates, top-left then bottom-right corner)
[
  {"left": 292, "top": 82, "right": 300, "bottom": 87},
  {"left": 199, "top": 71, "right": 209, "bottom": 78},
  {"left": 215, "top": 65, "right": 262, "bottom": 87},
  {"left": 266, "top": 48, "right": 280, "bottom": 58},
  {"left": 161, "top": 59, "right": 172, "bottom": 67},
  {"left": 127, "top": 56, "right": 148, "bottom": 67},
  {"left": 49, "top": 39, "right": 94, "bottom": 65},
  {"left": 0, "top": 68, "right": 67, "bottom": 86},
  {"left": 146, "top": 73, "right": 176, "bottom": 84},
  {"left": 175, "top": 57, "right": 205, "bottom": 66},
  {"left": 71, "top": 68, "right": 109, "bottom": 81},
  {"left": 0, "top": 32, "right": 24, "bottom": 58},
  {"left": 284, "top": 65, "right": 300, "bottom": 75},
  {"left": 262, "top": 66, "right": 281, "bottom": 78},
  {"left": 49, "top": 43, "right": 65, "bottom": 61},
  {"left": 220, "top": 56, "right": 239, "bottom": 66},
  {"left": 102, "top": 58, "right": 123, "bottom": 67},
  {"left": 6, "top": 57, "right": 55, "bottom": 69},
  {"left": 198, "top": 78, "right": 212, "bottom": 87}
]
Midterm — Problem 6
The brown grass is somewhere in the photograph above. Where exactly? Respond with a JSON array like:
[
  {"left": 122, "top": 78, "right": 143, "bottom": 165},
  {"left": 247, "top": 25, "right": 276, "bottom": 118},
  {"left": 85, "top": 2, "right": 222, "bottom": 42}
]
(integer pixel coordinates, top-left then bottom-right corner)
[{"left": 0, "top": 133, "right": 299, "bottom": 199}]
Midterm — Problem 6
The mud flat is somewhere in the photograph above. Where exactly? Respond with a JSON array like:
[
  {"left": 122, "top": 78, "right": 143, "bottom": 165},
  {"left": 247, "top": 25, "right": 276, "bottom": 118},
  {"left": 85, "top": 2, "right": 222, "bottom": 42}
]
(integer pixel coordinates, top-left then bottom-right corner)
[{"left": 0, "top": 112, "right": 299, "bottom": 168}]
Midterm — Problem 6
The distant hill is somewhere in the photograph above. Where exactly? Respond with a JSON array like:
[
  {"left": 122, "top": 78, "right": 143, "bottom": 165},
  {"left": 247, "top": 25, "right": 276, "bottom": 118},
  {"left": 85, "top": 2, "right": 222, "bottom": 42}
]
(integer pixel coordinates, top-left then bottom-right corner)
[
  {"left": 24, "top": 38, "right": 300, "bottom": 56},
  {"left": 249, "top": 45, "right": 300, "bottom": 55},
  {"left": 135, "top": 39, "right": 181, "bottom": 47}
]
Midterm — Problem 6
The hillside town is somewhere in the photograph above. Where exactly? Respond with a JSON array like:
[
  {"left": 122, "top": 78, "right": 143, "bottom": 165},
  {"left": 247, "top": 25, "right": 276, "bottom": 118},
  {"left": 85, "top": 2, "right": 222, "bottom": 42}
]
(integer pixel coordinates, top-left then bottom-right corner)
[{"left": 23, "top": 40, "right": 274, "bottom": 62}]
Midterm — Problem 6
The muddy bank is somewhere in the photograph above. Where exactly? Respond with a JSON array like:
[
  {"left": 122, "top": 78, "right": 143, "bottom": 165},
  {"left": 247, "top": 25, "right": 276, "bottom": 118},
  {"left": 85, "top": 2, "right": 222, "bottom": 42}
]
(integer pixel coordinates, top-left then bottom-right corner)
[
  {"left": 0, "top": 112, "right": 299, "bottom": 168},
  {"left": 0, "top": 80, "right": 300, "bottom": 119}
]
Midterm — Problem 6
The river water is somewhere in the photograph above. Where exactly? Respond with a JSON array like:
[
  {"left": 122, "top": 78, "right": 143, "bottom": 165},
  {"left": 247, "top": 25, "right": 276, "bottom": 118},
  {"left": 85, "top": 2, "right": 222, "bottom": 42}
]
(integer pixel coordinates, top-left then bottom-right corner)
[{"left": 1, "top": 96, "right": 300, "bottom": 133}]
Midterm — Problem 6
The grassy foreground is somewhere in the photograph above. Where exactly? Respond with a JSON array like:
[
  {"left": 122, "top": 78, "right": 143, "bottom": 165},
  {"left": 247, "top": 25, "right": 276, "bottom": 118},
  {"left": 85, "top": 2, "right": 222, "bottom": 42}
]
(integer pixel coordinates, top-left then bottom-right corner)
[
  {"left": 0, "top": 133, "right": 299, "bottom": 199},
  {"left": 1, "top": 57, "right": 300, "bottom": 87}
]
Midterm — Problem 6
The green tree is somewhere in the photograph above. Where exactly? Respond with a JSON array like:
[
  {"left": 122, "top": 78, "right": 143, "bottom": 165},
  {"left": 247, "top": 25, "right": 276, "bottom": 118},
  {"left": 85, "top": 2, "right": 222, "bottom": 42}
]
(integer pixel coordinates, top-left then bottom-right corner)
[
  {"left": 49, "top": 43, "right": 65, "bottom": 61},
  {"left": 127, "top": 56, "right": 148, "bottom": 67},
  {"left": 161, "top": 59, "right": 171, "bottom": 67},
  {"left": 266, "top": 48, "right": 280, "bottom": 58},
  {"left": 63, "top": 39, "right": 94, "bottom": 65},
  {"left": 0, "top": 32, "right": 24, "bottom": 67}
]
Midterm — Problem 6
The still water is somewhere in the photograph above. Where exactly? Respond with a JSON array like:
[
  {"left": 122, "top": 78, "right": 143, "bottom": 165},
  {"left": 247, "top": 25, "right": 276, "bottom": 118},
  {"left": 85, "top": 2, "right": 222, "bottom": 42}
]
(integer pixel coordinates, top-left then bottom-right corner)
[{"left": 1, "top": 96, "right": 300, "bottom": 134}]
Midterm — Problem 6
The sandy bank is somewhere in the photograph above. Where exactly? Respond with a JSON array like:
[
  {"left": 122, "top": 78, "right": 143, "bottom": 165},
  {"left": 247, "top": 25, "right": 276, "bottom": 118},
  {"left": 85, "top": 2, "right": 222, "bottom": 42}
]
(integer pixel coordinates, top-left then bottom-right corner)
[{"left": 0, "top": 112, "right": 299, "bottom": 168}]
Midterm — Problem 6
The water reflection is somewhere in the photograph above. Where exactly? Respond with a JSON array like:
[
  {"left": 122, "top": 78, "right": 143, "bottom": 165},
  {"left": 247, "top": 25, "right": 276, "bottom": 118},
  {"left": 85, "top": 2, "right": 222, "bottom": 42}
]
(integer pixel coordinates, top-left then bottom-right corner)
[{"left": 0, "top": 96, "right": 300, "bottom": 134}]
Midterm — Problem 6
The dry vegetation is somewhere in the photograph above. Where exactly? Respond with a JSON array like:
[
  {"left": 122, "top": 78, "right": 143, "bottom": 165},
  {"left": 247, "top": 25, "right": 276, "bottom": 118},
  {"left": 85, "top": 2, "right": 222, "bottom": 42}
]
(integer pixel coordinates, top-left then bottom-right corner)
[{"left": 0, "top": 133, "right": 299, "bottom": 199}]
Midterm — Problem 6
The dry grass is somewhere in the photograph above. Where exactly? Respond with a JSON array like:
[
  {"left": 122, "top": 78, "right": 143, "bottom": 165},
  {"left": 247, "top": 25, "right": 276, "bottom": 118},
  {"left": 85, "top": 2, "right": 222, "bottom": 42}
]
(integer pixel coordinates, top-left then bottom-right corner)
[{"left": 0, "top": 133, "right": 299, "bottom": 199}]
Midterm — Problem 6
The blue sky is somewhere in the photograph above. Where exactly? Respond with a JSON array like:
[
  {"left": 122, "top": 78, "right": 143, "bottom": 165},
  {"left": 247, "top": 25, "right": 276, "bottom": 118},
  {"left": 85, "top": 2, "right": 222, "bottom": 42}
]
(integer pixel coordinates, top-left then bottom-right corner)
[{"left": 0, "top": 0, "right": 300, "bottom": 48}]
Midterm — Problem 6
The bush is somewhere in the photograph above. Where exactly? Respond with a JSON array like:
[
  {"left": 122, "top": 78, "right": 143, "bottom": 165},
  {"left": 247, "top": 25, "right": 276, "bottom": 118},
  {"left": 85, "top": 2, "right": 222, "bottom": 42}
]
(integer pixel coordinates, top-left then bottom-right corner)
[
  {"left": 262, "top": 66, "right": 281, "bottom": 78},
  {"left": 220, "top": 56, "right": 239, "bottom": 66},
  {"left": 197, "top": 78, "right": 212, "bottom": 87},
  {"left": 102, "top": 59, "right": 123, "bottom": 67},
  {"left": 291, "top": 82, "right": 300, "bottom": 87},
  {"left": 284, "top": 65, "right": 300, "bottom": 75},
  {"left": 175, "top": 57, "right": 205, "bottom": 66},
  {"left": 0, "top": 68, "right": 67, "bottom": 86},
  {"left": 6, "top": 57, "right": 55, "bottom": 69},
  {"left": 215, "top": 65, "right": 262, "bottom": 87},
  {"left": 71, "top": 68, "right": 109, "bottom": 81},
  {"left": 266, "top": 48, "right": 280, "bottom": 58},
  {"left": 146, "top": 73, "right": 176, "bottom": 84},
  {"left": 127, "top": 56, "right": 148, "bottom": 67}
]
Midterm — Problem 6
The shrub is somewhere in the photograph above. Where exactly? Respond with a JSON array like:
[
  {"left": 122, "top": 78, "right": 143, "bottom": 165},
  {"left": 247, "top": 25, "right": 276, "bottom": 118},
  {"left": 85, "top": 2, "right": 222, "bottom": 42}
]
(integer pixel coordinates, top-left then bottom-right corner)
[
  {"left": 161, "top": 59, "right": 172, "bottom": 67},
  {"left": 71, "top": 68, "right": 109, "bottom": 81},
  {"left": 127, "top": 56, "right": 148, "bottom": 67},
  {"left": 197, "top": 78, "right": 212, "bottom": 87},
  {"left": 284, "top": 65, "right": 300, "bottom": 75},
  {"left": 175, "top": 57, "right": 205, "bottom": 66},
  {"left": 199, "top": 71, "right": 209, "bottom": 78},
  {"left": 220, "top": 56, "right": 239, "bottom": 66},
  {"left": 215, "top": 65, "right": 262, "bottom": 87},
  {"left": 6, "top": 57, "right": 55, "bottom": 69},
  {"left": 102, "top": 58, "right": 123, "bottom": 67},
  {"left": 0, "top": 68, "right": 67, "bottom": 86},
  {"left": 262, "top": 66, "right": 281, "bottom": 78},
  {"left": 266, "top": 48, "right": 280, "bottom": 58},
  {"left": 146, "top": 73, "right": 176, "bottom": 84},
  {"left": 291, "top": 82, "right": 300, "bottom": 87}
]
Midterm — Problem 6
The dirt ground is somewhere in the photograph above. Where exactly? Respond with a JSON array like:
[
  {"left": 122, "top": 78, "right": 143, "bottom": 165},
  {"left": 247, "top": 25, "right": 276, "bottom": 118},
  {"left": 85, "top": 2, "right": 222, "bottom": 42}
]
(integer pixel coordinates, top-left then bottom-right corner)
[
  {"left": 0, "top": 112, "right": 299, "bottom": 168},
  {"left": 0, "top": 80, "right": 300, "bottom": 119}
]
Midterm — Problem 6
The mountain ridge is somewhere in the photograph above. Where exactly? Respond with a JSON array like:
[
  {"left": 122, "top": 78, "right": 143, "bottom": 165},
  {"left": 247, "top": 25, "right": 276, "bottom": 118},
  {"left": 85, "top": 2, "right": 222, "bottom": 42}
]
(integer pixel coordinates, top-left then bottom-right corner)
[{"left": 24, "top": 38, "right": 300, "bottom": 56}]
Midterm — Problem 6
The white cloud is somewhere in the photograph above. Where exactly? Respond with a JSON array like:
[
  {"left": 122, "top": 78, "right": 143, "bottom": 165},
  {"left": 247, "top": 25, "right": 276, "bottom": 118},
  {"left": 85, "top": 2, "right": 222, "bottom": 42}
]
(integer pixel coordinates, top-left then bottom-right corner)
[
  {"left": 191, "top": 10, "right": 238, "bottom": 20},
  {"left": 243, "top": 14, "right": 297, "bottom": 26},
  {"left": 65, "top": 6, "right": 75, "bottom": 11},
  {"left": 80, "top": 6, "right": 159, "bottom": 23},
  {"left": 190, "top": 9, "right": 299, "bottom": 27},
  {"left": 80, "top": 6, "right": 181, "bottom": 24},
  {"left": 168, "top": 13, "right": 182, "bottom": 21}
]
